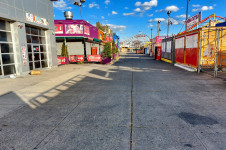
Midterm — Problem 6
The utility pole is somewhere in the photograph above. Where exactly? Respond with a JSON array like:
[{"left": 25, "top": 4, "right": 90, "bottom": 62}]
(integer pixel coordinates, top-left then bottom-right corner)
[
  {"left": 167, "top": 11, "right": 171, "bottom": 37},
  {"left": 157, "top": 21, "right": 161, "bottom": 36},
  {"left": 151, "top": 28, "right": 153, "bottom": 39},
  {"left": 185, "top": 0, "right": 189, "bottom": 31}
]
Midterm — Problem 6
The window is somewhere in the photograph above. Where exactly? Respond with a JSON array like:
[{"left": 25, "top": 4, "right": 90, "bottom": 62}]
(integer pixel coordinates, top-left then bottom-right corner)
[
  {"left": 26, "top": 26, "right": 47, "bottom": 70},
  {"left": 0, "top": 19, "right": 15, "bottom": 76}
]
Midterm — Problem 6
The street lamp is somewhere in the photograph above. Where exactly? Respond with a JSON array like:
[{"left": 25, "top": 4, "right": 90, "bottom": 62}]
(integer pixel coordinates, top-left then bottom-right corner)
[
  {"left": 157, "top": 21, "right": 161, "bottom": 36},
  {"left": 167, "top": 10, "right": 171, "bottom": 37},
  {"left": 74, "top": 0, "right": 85, "bottom": 20}
]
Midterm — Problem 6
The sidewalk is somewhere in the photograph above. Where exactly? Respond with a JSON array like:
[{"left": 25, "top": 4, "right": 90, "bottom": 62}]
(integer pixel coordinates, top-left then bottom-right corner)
[{"left": 0, "top": 64, "right": 100, "bottom": 118}]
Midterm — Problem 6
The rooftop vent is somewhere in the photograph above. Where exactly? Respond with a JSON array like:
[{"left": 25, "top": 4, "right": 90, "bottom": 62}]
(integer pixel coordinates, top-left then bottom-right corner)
[{"left": 64, "top": 11, "right": 73, "bottom": 20}]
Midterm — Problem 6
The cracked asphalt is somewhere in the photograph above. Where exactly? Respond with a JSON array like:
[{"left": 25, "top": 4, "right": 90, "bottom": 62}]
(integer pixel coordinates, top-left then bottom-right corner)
[{"left": 0, "top": 53, "right": 226, "bottom": 150}]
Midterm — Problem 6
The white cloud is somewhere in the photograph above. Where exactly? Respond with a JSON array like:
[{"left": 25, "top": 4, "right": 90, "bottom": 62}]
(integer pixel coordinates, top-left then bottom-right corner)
[
  {"left": 201, "top": 6, "right": 213, "bottom": 11},
  {"left": 141, "top": 0, "right": 158, "bottom": 7},
  {"left": 89, "top": 2, "right": 99, "bottom": 9},
  {"left": 192, "top": 8, "right": 199, "bottom": 12},
  {"left": 101, "top": 16, "right": 105, "bottom": 19},
  {"left": 193, "top": 5, "right": 214, "bottom": 12},
  {"left": 123, "top": 12, "right": 135, "bottom": 16},
  {"left": 112, "top": 11, "right": 118, "bottom": 15},
  {"left": 125, "top": 7, "right": 129, "bottom": 9},
  {"left": 107, "top": 24, "right": 126, "bottom": 31},
  {"left": 165, "top": 5, "right": 179, "bottom": 12},
  {"left": 135, "top": 2, "right": 141, "bottom": 7},
  {"left": 155, "top": 9, "right": 164, "bottom": 12},
  {"left": 154, "top": 18, "right": 165, "bottom": 22},
  {"left": 148, "top": 14, "right": 153, "bottom": 17},
  {"left": 53, "top": 0, "right": 72, "bottom": 11},
  {"left": 134, "top": 8, "right": 142, "bottom": 12},
  {"left": 192, "top": 4, "right": 200, "bottom": 7},
  {"left": 176, "top": 14, "right": 187, "bottom": 18},
  {"left": 105, "top": 0, "right": 110, "bottom": 5},
  {"left": 148, "top": 24, "right": 154, "bottom": 27},
  {"left": 148, "top": 19, "right": 153, "bottom": 23},
  {"left": 143, "top": 7, "right": 151, "bottom": 11}
]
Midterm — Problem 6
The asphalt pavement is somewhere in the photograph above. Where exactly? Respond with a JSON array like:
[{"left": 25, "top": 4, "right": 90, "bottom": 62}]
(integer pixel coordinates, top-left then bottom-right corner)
[{"left": 0, "top": 53, "right": 226, "bottom": 150}]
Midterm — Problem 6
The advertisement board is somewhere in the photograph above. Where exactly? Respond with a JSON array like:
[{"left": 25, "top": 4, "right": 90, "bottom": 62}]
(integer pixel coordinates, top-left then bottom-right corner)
[
  {"left": 26, "top": 13, "right": 49, "bottom": 26},
  {"left": 186, "top": 12, "right": 201, "bottom": 27},
  {"left": 58, "top": 57, "right": 66, "bottom": 65},
  {"left": 65, "top": 24, "right": 83, "bottom": 34},
  {"left": 88, "top": 55, "right": 101, "bottom": 62},
  {"left": 84, "top": 25, "right": 90, "bottom": 35},
  {"left": 70, "top": 55, "right": 84, "bottom": 62},
  {"left": 55, "top": 24, "right": 63, "bottom": 34}
]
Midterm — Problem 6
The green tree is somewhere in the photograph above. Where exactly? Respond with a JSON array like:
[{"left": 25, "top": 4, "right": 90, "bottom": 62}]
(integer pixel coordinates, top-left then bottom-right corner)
[
  {"left": 96, "top": 22, "right": 104, "bottom": 31},
  {"left": 112, "top": 41, "right": 118, "bottom": 54},
  {"left": 103, "top": 42, "right": 112, "bottom": 58},
  {"left": 61, "top": 40, "right": 69, "bottom": 58}
]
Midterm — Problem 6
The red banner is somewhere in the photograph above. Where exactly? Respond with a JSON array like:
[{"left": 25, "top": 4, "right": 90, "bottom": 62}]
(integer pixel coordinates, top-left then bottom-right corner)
[
  {"left": 55, "top": 24, "right": 63, "bottom": 34},
  {"left": 70, "top": 55, "right": 84, "bottom": 62},
  {"left": 88, "top": 55, "right": 102, "bottom": 62},
  {"left": 58, "top": 57, "right": 66, "bottom": 65}
]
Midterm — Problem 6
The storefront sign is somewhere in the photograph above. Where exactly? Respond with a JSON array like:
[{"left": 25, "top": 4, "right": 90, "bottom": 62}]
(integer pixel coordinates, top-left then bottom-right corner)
[
  {"left": 186, "top": 12, "right": 201, "bottom": 27},
  {"left": 70, "top": 55, "right": 84, "bottom": 62},
  {"left": 84, "top": 25, "right": 90, "bottom": 35},
  {"left": 26, "top": 13, "right": 49, "bottom": 26},
  {"left": 21, "top": 46, "right": 27, "bottom": 66},
  {"left": 55, "top": 24, "right": 63, "bottom": 34},
  {"left": 65, "top": 24, "right": 83, "bottom": 34},
  {"left": 88, "top": 55, "right": 101, "bottom": 62}
]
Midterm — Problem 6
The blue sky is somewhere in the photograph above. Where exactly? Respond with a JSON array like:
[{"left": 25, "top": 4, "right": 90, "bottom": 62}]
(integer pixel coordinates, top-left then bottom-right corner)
[{"left": 53, "top": 0, "right": 226, "bottom": 41}]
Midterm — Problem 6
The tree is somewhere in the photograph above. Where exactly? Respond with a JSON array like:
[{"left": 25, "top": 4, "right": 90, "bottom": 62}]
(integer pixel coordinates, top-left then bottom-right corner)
[
  {"left": 112, "top": 41, "right": 118, "bottom": 54},
  {"left": 61, "top": 40, "right": 69, "bottom": 58},
  {"left": 96, "top": 22, "right": 104, "bottom": 31},
  {"left": 103, "top": 42, "right": 112, "bottom": 58}
]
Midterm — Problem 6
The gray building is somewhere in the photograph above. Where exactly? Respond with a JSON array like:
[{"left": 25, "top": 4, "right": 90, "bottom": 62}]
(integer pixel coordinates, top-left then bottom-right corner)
[{"left": 0, "top": 0, "right": 57, "bottom": 77}]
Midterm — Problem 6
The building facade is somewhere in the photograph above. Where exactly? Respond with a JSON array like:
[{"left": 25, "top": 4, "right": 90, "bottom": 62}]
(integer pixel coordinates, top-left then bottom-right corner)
[
  {"left": 55, "top": 19, "right": 102, "bottom": 63},
  {"left": 0, "top": 0, "right": 57, "bottom": 77}
]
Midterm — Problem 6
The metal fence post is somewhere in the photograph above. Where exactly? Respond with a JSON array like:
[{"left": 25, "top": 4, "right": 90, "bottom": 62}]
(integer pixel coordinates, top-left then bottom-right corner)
[
  {"left": 198, "top": 30, "right": 203, "bottom": 74},
  {"left": 214, "top": 29, "right": 220, "bottom": 77}
]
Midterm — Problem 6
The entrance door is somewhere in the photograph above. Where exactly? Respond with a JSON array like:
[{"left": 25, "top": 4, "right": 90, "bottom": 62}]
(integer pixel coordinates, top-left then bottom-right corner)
[
  {"left": 29, "top": 45, "right": 41, "bottom": 70},
  {"left": 91, "top": 47, "right": 97, "bottom": 55}
]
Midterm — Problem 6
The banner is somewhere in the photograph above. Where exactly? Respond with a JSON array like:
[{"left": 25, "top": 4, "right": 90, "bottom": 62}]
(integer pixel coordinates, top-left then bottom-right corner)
[
  {"left": 186, "top": 12, "right": 201, "bottom": 27},
  {"left": 65, "top": 24, "right": 83, "bottom": 34},
  {"left": 55, "top": 24, "right": 63, "bottom": 34},
  {"left": 70, "top": 55, "right": 84, "bottom": 62},
  {"left": 88, "top": 55, "right": 101, "bottom": 62},
  {"left": 84, "top": 25, "right": 90, "bottom": 35}
]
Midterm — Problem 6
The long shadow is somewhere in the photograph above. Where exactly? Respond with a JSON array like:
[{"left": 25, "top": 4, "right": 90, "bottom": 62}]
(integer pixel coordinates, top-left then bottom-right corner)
[{"left": 0, "top": 52, "right": 225, "bottom": 149}]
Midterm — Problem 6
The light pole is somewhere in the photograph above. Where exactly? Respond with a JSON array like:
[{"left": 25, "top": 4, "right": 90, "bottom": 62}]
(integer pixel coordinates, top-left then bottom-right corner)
[
  {"left": 151, "top": 28, "right": 153, "bottom": 39},
  {"left": 167, "top": 11, "right": 171, "bottom": 37},
  {"left": 185, "top": 0, "right": 189, "bottom": 31},
  {"left": 74, "top": 0, "right": 85, "bottom": 20},
  {"left": 157, "top": 21, "right": 161, "bottom": 36}
]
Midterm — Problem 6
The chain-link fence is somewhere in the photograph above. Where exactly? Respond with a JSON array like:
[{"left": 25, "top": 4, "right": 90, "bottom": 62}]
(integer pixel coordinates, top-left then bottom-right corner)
[{"left": 198, "top": 28, "right": 226, "bottom": 78}]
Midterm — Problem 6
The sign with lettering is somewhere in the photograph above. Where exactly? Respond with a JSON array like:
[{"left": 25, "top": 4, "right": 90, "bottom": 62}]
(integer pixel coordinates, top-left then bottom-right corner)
[
  {"left": 26, "top": 13, "right": 49, "bottom": 26},
  {"left": 186, "top": 12, "right": 201, "bottom": 27}
]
